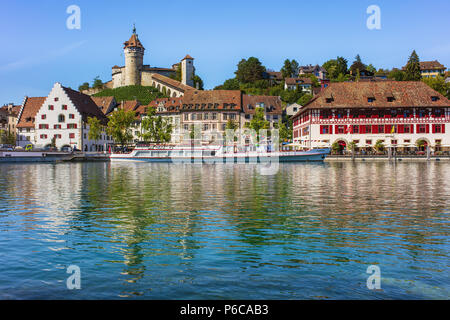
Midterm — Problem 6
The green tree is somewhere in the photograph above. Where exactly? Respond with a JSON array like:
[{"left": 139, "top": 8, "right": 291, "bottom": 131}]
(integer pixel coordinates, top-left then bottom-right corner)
[
  {"left": 322, "top": 59, "right": 338, "bottom": 79},
  {"left": 192, "top": 75, "right": 204, "bottom": 90},
  {"left": 214, "top": 78, "right": 240, "bottom": 90},
  {"left": 78, "top": 82, "right": 90, "bottom": 92},
  {"left": 366, "top": 64, "right": 376, "bottom": 73},
  {"left": 140, "top": 107, "right": 173, "bottom": 143},
  {"left": 106, "top": 108, "right": 136, "bottom": 146},
  {"left": 235, "top": 57, "right": 266, "bottom": 83},
  {"left": 374, "top": 139, "right": 385, "bottom": 153},
  {"left": 92, "top": 76, "right": 103, "bottom": 89},
  {"left": 281, "top": 59, "right": 293, "bottom": 78},
  {"left": 388, "top": 68, "right": 405, "bottom": 81},
  {"left": 170, "top": 64, "right": 182, "bottom": 81},
  {"left": 87, "top": 116, "right": 102, "bottom": 149},
  {"left": 0, "top": 130, "right": 16, "bottom": 145},
  {"left": 225, "top": 119, "right": 238, "bottom": 130},
  {"left": 404, "top": 50, "right": 421, "bottom": 81},
  {"left": 350, "top": 54, "right": 366, "bottom": 75},
  {"left": 244, "top": 107, "right": 270, "bottom": 141},
  {"left": 422, "top": 75, "right": 450, "bottom": 99},
  {"left": 277, "top": 121, "right": 292, "bottom": 143},
  {"left": 297, "top": 94, "right": 313, "bottom": 105}
]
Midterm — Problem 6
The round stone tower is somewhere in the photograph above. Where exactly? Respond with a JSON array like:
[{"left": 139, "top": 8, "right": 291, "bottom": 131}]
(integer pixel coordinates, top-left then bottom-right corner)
[{"left": 124, "top": 25, "right": 145, "bottom": 86}]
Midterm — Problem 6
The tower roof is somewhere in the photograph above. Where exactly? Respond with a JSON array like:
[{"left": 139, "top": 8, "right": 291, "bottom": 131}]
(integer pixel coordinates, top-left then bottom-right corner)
[
  {"left": 182, "top": 54, "right": 194, "bottom": 61},
  {"left": 123, "top": 26, "right": 145, "bottom": 50}
]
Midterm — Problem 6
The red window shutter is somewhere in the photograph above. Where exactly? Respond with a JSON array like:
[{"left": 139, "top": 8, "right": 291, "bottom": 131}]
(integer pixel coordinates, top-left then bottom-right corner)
[
  {"left": 443, "top": 124, "right": 446, "bottom": 133},
  {"left": 372, "top": 125, "right": 378, "bottom": 134},
  {"left": 360, "top": 125, "right": 365, "bottom": 134},
  {"left": 432, "top": 124, "right": 436, "bottom": 134},
  {"left": 398, "top": 124, "right": 404, "bottom": 133},
  {"left": 416, "top": 124, "right": 420, "bottom": 133},
  {"left": 426, "top": 124, "right": 430, "bottom": 133},
  {"left": 385, "top": 125, "right": 391, "bottom": 133},
  {"left": 329, "top": 125, "right": 333, "bottom": 134}
]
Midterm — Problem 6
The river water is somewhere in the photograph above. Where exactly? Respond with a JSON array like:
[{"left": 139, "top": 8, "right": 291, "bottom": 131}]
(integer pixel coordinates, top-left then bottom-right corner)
[{"left": 0, "top": 162, "right": 448, "bottom": 299}]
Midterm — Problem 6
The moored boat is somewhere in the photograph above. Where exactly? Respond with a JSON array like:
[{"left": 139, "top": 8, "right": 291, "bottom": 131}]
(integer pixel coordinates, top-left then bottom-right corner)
[
  {"left": 109, "top": 145, "right": 330, "bottom": 163},
  {"left": 0, "top": 151, "right": 75, "bottom": 163}
]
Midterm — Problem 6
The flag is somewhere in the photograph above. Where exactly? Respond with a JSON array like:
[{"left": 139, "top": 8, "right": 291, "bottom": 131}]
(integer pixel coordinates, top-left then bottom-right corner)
[{"left": 391, "top": 125, "right": 395, "bottom": 134}]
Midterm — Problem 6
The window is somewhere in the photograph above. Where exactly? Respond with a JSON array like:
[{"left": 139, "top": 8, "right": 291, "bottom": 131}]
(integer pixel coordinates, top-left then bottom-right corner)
[
  {"left": 67, "top": 124, "right": 77, "bottom": 129},
  {"left": 320, "top": 125, "right": 331, "bottom": 134},
  {"left": 336, "top": 125, "right": 346, "bottom": 134},
  {"left": 41, "top": 114, "right": 46, "bottom": 119},
  {"left": 40, "top": 134, "right": 48, "bottom": 139},
  {"left": 48, "top": 105, "right": 54, "bottom": 110},
  {"left": 204, "top": 113, "right": 209, "bottom": 120},
  {"left": 222, "top": 124, "right": 226, "bottom": 131},
  {"left": 197, "top": 113, "right": 202, "bottom": 121},
  {"left": 387, "top": 97, "right": 395, "bottom": 102},
  {"left": 368, "top": 97, "right": 375, "bottom": 102},
  {"left": 69, "top": 114, "right": 75, "bottom": 119},
  {"left": 245, "top": 114, "right": 251, "bottom": 119},
  {"left": 184, "top": 124, "right": 189, "bottom": 131},
  {"left": 391, "top": 140, "right": 398, "bottom": 145},
  {"left": 184, "top": 114, "right": 189, "bottom": 121},
  {"left": 212, "top": 113, "right": 217, "bottom": 120},
  {"left": 418, "top": 124, "right": 427, "bottom": 133},
  {"left": 54, "top": 134, "right": 61, "bottom": 139},
  {"left": 39, "top": 124, "right": 49, "bottom": 129},
  {"left": 54, "top": 124, "right": 61, "bottom": 129},
  {"left": 69, "top": 133, "right": 75, "bottom": 139},
  {"left": 404, "top": 139, "right": 410, "bottom": 143},
  {"left": 365, "top": 125, "right": 372, "bottom": 134},
  {"left": 54, "top": 97, "right": 59, "bottom": 102},
  {"left": 191, "top": 114, "right": 196, "bottom": 121},
  {"left": 58, "top": 114, "right": 65, "bottom": 123},
  {"left": 203, "top": 124, "right": 209, "bottom": 131},
  {"left": 378, "top": 125, "right": 385, "bottom": 133},
  {"left": 223, "top": 113, "right": 228, "bottom": 121},
  {"left": 352, "top": 125, "right": 359, "bottom": 134},
  {"left": 431, "top": 96, "right": 439, "bottom": 102},
  {"left": 62, "top": 105, "right": 68, "bottom": 110},
  {"left": 366, "top": 140, "right": 372, "bottom": 145}
]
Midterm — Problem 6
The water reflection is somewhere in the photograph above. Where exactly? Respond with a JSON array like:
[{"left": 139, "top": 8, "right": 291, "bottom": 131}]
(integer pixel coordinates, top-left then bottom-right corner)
[{"left": 0, "top": 162, "right": 448, "bottom": 299}]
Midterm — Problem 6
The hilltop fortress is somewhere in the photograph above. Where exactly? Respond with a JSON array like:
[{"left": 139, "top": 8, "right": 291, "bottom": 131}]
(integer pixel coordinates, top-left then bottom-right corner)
[{"left": 92, "top": 26, "right": 196, "bottom": 97}]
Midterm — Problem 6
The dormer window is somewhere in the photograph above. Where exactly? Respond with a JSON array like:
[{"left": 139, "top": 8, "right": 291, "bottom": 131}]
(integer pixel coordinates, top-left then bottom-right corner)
[
  {"left": 325, "top": 98, "right": 333, "bottom": 103},
  {"left": 368, "top": 97, "right": 375, "bottom": 103},
  {"left": 431, "top": 96, "right": 439, "bottom": 101},
  {"left": 387, "top": 97, "right": 395, "bottom": 102}
]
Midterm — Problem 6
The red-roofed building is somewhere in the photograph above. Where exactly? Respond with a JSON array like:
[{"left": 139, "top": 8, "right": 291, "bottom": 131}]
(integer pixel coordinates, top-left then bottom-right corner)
[
  {"left": 34, "top": 83, "right": 113, "bottom": 151},
  {"left": 291, "top": 81, "right": 450, "bottom": 152}
]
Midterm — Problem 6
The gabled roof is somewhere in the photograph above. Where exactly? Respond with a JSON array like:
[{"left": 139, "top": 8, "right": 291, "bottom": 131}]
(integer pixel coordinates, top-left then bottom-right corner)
[
  {"left": 419, "top": 60, "right": 445, "bottom": 70},
  {"left": 119, "top": 99, "right": 140, "bottom": 112},
  {"left": 17, "top": 97, "right": 46, "bottom": 128},
  {"left": 91, "top": 96, "right": 116, "bottom": 114},
  {"left": 292, "top": 81, "right": 450, "bottom": 118},
  {"left": 243, "top": 95, "right": 282, "bottom": 115},
  {"left": 61, "top": 86, "right": 109, "bottom": 124}
]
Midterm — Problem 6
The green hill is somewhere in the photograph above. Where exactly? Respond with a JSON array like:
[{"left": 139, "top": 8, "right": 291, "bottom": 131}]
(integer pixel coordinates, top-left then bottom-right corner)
[{"left": 92, "top": 85, "right": 167, "bottom": 105}]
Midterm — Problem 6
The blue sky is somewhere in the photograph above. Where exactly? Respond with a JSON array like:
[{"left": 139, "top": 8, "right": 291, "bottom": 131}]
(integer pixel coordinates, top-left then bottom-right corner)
[{"left": 1, "top": 0, "right": 449, "bottom": 104}]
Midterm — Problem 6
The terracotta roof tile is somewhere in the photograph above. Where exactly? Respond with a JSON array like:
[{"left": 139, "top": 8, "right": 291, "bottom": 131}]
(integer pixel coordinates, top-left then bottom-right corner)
[
  {"left": 285, "top": 77, "right": 312, "bottom": 85},
  {"left": 16, "top": 97, "right": 46, "bottom": 128},
  {"left": 124, "top": 33, "right": 144, "bottom": 49},
  {"left": 91, "top": 96, "right": 116, "bottom": 114},
  {"left": 243, "top": 95, "right": 282, "bottom": 115},
  {"left": 151, "top": 73, "right": 194, "bottom": 92},
  {"left": 292, "top": 81, "right": 450, "bottom": 118},
  {"left": 181, "top": 90, "right": 242, "bottom": 111},
  {"left": 62, "top": 86, "right": 109, "bottom": 124}
]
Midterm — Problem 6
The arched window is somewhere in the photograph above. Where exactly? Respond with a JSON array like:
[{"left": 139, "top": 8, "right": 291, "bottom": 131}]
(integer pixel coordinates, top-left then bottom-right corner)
[{"left": 58, "top": 114, "right": 65, "bottom": 123}]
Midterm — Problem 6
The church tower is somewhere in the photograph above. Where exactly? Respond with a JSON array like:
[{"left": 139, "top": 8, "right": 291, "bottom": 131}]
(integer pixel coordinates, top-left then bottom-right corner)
[
  {"left": 181, "top": 55, "right": 195, "bottom": 87},
  {"left": 124, "top": 25, "right": 145, "bottom": 86}
]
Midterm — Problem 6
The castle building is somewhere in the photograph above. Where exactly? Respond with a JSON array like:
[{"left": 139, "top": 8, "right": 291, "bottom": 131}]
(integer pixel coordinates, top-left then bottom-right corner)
[
  {"left": 106, "top": 27, "right": 196, "bottom": 97},
  {"left": 291, "top": 81, "right": 450, "bottom": 152}
]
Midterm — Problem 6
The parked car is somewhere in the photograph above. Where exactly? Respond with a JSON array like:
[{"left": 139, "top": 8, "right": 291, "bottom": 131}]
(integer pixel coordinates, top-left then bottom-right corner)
[
  {"left": 61, "top": 146, "right": 72, "bottom": 152},
  {"left": 25, "top": 144, "right": 33, "bottom": 151},
  {"left": 43, "top": 145, "right": 57, "bottom": 151}
]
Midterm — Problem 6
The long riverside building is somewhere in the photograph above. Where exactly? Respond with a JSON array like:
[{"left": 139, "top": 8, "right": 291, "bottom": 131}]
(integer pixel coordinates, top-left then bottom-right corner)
[{"left": 291, "top": 81, "right": 450, "bottom": 152}]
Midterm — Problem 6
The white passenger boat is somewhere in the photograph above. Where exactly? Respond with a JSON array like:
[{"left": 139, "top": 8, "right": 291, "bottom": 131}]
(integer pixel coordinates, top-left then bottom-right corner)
[{"left": 109, "top": 145, "right": 330, "bottom": 163}]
